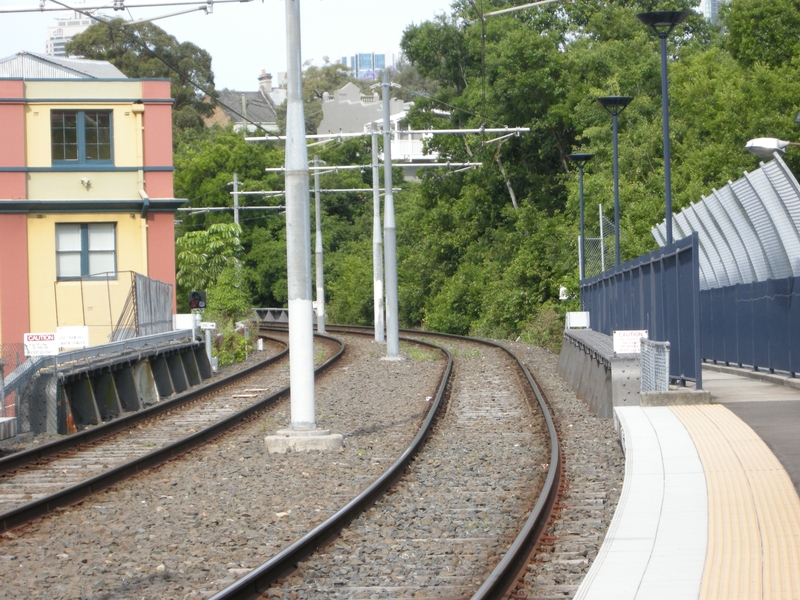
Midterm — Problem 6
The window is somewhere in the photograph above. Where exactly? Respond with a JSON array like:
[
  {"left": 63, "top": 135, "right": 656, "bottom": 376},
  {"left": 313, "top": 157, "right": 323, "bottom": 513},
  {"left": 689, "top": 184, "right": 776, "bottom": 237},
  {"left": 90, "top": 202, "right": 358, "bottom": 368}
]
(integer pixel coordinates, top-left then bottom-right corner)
[
  {"left": 56, "top": 223, "right": 116, "bottom": 279},
  {"left": 51, "top": 110, "right": 113, "bottom": 164}
]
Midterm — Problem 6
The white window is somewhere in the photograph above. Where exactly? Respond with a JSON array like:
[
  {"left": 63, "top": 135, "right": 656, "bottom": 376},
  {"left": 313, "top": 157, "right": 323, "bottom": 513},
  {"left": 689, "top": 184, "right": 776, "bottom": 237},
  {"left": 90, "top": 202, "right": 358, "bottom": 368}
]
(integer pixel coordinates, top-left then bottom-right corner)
[{"left": 56, "top": 223, "right": 116, "bottom": 279}]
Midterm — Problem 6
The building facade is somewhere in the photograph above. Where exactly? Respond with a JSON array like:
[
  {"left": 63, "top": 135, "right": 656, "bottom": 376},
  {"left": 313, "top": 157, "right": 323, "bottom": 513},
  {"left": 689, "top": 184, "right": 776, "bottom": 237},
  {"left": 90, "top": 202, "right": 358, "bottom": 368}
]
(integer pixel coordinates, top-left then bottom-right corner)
[{"left": 0, "top": 52, "right": 183, "bottom": 347}]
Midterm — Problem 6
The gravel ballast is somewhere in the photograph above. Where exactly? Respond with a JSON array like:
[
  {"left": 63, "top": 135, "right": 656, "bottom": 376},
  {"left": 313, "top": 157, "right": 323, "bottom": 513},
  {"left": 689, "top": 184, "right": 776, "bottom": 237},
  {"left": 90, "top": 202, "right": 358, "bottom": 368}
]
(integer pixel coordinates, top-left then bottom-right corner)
[{"left": 0, "top": 334, "right": 625, "bottom": 600}]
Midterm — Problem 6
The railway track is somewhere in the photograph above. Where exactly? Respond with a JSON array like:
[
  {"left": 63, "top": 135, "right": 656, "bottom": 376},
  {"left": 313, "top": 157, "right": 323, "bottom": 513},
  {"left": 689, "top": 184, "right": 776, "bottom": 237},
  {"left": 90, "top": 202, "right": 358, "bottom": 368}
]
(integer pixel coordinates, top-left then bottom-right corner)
[
  {"left": 0, "top": 333, "right": 342, "bottom": 533},
  {"left": 0, "top": 328, "right": 578, "bottom": 600},
  {"left": 214, "top": 328, "right": 561, "bottom": 600}
]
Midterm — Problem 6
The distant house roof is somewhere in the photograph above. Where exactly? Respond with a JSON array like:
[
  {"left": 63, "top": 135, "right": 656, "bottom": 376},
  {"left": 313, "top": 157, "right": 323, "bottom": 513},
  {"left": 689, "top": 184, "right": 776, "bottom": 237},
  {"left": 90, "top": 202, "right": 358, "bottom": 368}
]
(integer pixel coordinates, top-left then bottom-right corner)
[
  {"left": 206, "top": 89, "right": 279, "bottom": 133},
  {"left": 0, "top": 51, "right": 126, "bottom": 79}
]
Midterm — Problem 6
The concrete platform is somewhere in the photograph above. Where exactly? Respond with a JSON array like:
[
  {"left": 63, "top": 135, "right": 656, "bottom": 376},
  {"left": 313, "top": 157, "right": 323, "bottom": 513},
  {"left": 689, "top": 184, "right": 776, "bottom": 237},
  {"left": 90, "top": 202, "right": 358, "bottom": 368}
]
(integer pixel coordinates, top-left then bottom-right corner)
[{"left": 576, "top": 370, "right": 800, "bottom": 600}]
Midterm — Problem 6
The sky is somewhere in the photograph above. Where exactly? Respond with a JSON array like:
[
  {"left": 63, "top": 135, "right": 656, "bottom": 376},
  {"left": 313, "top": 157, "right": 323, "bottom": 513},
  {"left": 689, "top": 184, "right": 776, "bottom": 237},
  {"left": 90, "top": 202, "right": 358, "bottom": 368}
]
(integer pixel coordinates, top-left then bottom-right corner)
[{"left": 0, "top": 0, "right": 456, "bottom": 90}]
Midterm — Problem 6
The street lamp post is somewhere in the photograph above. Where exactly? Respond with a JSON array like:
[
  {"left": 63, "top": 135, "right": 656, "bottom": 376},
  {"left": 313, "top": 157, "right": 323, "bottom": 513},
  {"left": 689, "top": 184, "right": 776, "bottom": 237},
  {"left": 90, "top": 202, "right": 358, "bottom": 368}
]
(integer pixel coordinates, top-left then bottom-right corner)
[
  {"left": 596, "top": 95, "right": 633, "bottom": 267},
  {"left": 637, "top": 10, "right": 690, "bottom": 246},
  {"left": 567, "top": 153, "right": 593, "bottom": 281}
]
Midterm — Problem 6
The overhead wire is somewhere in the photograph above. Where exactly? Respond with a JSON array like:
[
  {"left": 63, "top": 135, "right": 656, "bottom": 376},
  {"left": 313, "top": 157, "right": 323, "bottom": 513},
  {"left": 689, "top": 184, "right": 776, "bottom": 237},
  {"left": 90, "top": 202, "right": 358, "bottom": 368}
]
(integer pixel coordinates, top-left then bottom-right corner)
[{"left": 46, "top": 0, "right": 282, "bottom": 139}]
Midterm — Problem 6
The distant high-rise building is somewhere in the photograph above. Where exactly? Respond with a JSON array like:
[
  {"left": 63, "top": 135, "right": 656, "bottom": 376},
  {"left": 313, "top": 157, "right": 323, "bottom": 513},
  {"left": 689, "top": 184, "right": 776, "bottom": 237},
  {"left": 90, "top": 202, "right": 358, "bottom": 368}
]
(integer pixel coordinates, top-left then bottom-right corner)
[
  {"left": 46, "top": 11, "right": 102, "bottom": 57},
  {"left": 701, "top": 0, "right": 722, "bottom": 24},
  {"left": 340, "top": 52, "right": 389, "bottom": 79}
]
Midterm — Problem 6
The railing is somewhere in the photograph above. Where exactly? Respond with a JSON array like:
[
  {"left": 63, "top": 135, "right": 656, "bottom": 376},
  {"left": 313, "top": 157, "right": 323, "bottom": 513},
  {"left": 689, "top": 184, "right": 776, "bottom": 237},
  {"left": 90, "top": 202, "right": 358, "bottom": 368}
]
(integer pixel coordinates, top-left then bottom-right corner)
[
  {"left": 581, "top": 233, "right": 702, "bottom": 388},
  {"left": 700, "top": 275, "right": 800, "bottom": 376}
]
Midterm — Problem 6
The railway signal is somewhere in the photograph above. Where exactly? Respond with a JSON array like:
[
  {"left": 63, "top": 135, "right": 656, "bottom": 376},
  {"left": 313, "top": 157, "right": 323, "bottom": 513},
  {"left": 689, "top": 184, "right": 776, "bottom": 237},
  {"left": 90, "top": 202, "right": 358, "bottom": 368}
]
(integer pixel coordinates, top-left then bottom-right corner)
[{"left": 188, "top": 290, "right": 207, "bottom": 310}]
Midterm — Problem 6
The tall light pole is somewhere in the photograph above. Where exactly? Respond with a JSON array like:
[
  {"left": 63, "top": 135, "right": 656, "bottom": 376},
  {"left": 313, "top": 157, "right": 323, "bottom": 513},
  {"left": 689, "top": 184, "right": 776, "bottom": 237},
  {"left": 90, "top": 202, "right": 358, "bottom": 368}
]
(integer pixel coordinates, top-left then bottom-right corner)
[
  {"left": 567, "top": 153, "right": 593, "bottom": 282},
  {"left": 596, "top": 95, "right": 633, "bottom": 267},
  {"left": 637, "top": 10, "right": 690, "bottom": 246}
]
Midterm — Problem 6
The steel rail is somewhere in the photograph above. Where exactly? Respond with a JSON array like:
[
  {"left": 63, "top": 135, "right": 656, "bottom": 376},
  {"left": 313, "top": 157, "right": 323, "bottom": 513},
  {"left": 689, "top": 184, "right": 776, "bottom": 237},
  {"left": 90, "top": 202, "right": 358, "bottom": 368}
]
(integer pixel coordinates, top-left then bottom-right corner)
[
  {"left": 318, "top": 324, "right": 563, "bottom": 600},
  {"left": 0, "top": 335, "right": 288, "bottom": 476},
  {"left": 210, "top": 332, "right": 452, "bottom": 600},
  {"left": 0, "top": 334, "right": 345, "bottom": 533}
]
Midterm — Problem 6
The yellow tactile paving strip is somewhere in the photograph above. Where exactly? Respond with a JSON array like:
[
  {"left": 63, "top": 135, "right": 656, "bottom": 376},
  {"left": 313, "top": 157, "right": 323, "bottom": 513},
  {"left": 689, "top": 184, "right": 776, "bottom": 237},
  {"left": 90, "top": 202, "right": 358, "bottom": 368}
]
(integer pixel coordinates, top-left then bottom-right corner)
[{"left": 672, "top": 405, "right": 800, "bottom": 600}]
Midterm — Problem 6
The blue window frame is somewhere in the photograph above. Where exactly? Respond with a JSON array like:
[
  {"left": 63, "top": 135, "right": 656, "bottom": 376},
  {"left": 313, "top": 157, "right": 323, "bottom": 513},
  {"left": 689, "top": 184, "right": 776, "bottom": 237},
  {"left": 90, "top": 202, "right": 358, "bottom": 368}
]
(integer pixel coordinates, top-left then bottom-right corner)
[
  {"left": 56, "top": 223, "right": 117, "bottom": 280},
  {"left": 51, "top": 110, "right": 113, "bottom": 164}
]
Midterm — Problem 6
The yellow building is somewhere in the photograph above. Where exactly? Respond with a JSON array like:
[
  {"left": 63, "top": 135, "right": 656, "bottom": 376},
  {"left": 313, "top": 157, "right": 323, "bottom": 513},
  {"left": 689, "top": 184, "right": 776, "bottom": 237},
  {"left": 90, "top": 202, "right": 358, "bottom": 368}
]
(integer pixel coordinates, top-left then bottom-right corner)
[{"left": 0, "top": 52, "right": 184, "bottom": 347}]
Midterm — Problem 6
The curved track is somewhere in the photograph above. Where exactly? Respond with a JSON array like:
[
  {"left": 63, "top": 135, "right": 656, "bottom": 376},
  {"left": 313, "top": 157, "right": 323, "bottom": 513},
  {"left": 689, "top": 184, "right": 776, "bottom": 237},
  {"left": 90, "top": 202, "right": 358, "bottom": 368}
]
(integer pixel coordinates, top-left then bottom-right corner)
[
  {"left": 0, "top": 334, "right": 343, "bottom": 533},
  {"left": 213, "top": 327, "right": 561, "bottom": 600},
  {"left": 0, "top": 328, "right": 563, "bottom": 600}
]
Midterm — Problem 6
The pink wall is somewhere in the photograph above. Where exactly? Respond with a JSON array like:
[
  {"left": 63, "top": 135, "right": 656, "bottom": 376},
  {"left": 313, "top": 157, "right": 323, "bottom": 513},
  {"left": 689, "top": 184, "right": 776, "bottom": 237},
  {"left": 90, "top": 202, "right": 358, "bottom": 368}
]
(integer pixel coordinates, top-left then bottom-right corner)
[
  {"left": 142, "top": 81, "right": 173, "bottom": 170},
  {"left": 144, "top": 171, "right": 173, "bottom": 199},
  {"left": 0, "top": 214, "right": 30, "bottom": 345},
  {"left": 147, "top": 213, "right": 177, "bottom": 312},
  {"left": 0, "top": 80, "right": 26, "bottom": 201}
]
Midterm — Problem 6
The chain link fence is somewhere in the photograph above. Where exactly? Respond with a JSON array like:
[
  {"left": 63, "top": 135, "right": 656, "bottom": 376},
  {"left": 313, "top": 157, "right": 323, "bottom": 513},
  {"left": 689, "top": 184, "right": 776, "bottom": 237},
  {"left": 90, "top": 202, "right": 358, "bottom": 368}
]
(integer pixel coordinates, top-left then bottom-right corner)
[
  {"left": 641, "top": 338, "right": 670, "bottom": 392},
  {"left": 581, "top": 209, "right": 618, "bottom": 280},
  {"left": 2, "top": 343, "right": 61, "bottom": 434}
]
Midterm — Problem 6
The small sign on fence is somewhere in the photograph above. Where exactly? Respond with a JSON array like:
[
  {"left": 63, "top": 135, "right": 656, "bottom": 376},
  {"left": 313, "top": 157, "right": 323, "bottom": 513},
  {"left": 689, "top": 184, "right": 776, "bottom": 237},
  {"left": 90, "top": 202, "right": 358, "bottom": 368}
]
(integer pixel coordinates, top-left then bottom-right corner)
[
  {"left": 23, "top": 333, "right": 58, "bottom": 357},
  {"left": 57, "top": 326, "right": 89, "bottom": 350},
  {"left": 613, "top": 329, "right": 648, "bottom": 354}
]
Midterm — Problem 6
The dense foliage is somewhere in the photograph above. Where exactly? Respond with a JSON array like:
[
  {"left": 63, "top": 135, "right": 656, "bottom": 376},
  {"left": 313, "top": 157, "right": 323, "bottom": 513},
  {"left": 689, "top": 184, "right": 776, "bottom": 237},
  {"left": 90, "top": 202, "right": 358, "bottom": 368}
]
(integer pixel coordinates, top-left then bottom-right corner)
[{"left": 173, "top": 0, "right": 800, "bottom": 350}]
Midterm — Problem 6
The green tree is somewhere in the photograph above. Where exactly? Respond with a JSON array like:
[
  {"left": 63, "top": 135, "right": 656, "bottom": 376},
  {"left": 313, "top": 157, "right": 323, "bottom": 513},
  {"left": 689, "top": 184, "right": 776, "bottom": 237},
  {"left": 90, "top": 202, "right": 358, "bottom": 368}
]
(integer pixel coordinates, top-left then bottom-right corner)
[
  {"left": 66, "top": 19, "right": 216, "bottom": 132},
  {"left": 176, "top": 222, "right": 243, "bottom": 293},
  {"left": 721, "top": 0, "right": 800, "bottom": 68}
]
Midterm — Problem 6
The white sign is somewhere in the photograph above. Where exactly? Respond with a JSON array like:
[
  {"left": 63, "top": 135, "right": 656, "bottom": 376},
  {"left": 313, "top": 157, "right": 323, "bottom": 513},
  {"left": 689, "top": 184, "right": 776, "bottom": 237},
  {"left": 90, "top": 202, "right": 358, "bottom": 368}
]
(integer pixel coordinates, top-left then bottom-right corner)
[
  {"left": 565, "top": 312, "right": 590, "bottom": 329},
  {"left": 199, "top": 322, "right": 216, "bottom": 330},
  {"left": 57, "top": 326, "right": 89, "bottom": 350},
  {"left": 24, "top": 333, "right": 58, "bottom": 357},
  {"left": 613, "top": 329, "right": 648, "bottom": 354}
]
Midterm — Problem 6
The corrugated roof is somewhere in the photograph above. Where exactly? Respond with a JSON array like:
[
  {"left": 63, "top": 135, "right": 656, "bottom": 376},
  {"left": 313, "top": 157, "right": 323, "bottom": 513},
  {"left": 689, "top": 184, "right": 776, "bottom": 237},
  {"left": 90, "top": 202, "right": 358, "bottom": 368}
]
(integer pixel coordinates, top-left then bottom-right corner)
[
  {"left": 653, "top": 154, "right": 800, "bottom": 290},
  {"left": 0, "top": 51, "right": 126, "bottom": 79}
]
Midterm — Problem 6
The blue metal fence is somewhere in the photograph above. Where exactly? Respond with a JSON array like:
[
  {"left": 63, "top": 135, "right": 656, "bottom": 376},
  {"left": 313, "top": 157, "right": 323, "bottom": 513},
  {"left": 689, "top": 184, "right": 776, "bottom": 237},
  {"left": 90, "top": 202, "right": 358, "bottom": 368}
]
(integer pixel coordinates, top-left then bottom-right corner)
[
  {"left": 700, "top": 276, "right": 800, "bottom": 376},
  {"left": 581, "top": 233, "right": 702, "bottom": 388}
]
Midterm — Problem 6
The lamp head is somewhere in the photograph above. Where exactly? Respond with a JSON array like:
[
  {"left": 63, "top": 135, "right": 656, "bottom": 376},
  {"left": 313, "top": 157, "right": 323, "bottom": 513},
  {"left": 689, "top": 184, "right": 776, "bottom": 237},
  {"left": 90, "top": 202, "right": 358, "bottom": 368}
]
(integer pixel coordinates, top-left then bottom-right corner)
[
  {"left": 567, "top": 153, "right": 594, "bottom": 168},
  {"left": 745, "top": 138, "right": 792, "bottom": 159},
  {"left": 637, "top": 10, "right": 691, "bottom": 37},
  {"left": 596, "top": 96, "right": 634, "bottom": 116}
]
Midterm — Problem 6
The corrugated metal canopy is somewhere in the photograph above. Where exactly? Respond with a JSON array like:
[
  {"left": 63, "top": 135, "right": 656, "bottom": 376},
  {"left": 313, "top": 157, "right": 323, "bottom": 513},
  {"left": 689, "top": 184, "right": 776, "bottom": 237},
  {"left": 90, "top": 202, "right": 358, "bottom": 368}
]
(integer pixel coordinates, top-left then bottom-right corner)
[{"left": 653, "top": 154, "right": 800, "bottom": 290}]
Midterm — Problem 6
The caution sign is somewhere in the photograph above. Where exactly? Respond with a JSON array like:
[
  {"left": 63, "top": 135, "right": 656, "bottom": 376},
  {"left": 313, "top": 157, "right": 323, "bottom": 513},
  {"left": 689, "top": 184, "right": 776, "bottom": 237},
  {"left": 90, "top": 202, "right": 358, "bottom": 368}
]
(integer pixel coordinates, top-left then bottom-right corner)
[
  {"left": 612, "top": 329, "right": 648, "bottom": 354},
  {"left": 24, "top": 332, "right": 59, "bottom": 357}
]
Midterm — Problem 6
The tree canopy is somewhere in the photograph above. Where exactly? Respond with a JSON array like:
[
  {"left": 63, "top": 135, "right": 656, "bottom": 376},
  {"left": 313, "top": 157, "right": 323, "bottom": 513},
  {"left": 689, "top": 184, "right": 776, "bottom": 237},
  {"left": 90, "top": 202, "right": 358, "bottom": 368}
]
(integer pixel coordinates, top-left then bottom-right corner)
[{"left": 171, "top": 0, "right": 800, "bottom": 350}]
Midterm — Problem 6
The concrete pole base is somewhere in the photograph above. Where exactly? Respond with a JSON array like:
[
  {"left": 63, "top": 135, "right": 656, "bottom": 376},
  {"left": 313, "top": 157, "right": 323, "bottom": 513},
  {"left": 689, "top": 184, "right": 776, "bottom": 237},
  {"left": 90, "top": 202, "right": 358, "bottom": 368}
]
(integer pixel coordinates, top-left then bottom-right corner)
[
  {"left": 265, "top": 428, "right": 344, "bottom": 454},
  {"left": 380, "top": 355, "right": 405, "bottom": 362}
]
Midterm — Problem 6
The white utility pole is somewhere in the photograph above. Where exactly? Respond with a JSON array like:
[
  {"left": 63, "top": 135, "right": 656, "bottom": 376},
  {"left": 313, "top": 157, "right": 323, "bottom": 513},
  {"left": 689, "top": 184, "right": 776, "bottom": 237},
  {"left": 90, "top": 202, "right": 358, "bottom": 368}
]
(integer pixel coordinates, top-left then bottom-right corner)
[
  {"left": 371, "top": 125, "right": 385, "bottom": 343},
  {"left": 265, "top": 0, "right": 341, "bottom": 453},
  {"left": 283, "top": 0, "right": 315, "bottom": 429},
  {"left": 381, "top": 70, "right": 400, "bottom": 359},
  {"left": 313, "top": 154, "right": 326, "bottom": 334},
  {"left": 232, "top": 173, "right": 240, "bottom": 225}
]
